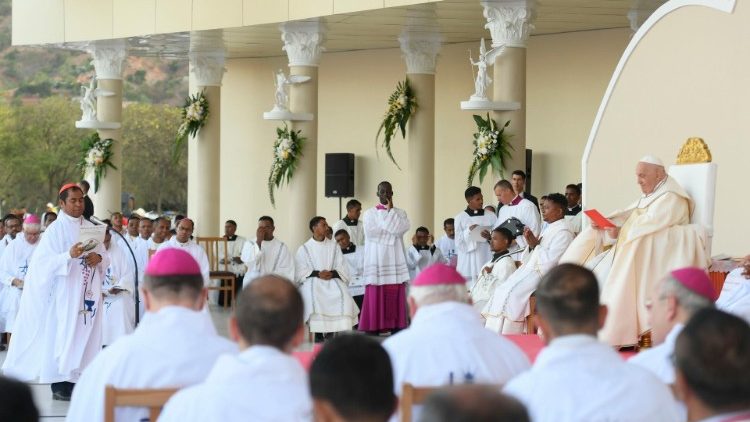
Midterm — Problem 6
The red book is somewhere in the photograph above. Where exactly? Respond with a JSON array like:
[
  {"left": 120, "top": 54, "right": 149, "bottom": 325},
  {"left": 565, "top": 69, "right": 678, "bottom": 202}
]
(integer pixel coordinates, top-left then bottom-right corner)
[{"left": 583, "top": 209, "right": 616, "bottom": 229}]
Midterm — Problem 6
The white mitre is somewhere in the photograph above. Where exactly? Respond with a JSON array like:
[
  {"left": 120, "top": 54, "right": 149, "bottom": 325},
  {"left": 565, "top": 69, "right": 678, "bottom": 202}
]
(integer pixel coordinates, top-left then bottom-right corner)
[{"left": 639, "top": 155, "right": 664, "bottom": 167}]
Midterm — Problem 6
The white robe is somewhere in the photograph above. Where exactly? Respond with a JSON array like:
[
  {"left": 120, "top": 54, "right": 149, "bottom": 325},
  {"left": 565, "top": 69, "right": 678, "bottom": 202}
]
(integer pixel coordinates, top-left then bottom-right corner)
[
  {"left": 221, "top": 235, "right": 246, "bottom": 276},
  {"left": 362, "top": 206, "right": 410, "bottom": 286},
  {"left": 66, "top": 306, "right": 237, "bottom": 422},
  {"left": 383, "top": 301, "right": 530, "bottom": 396},
  {"left": 469, "top": 253, "right": 516, "bottom": 313},
  {"left": 494, "top": 198, "right": 541, "bottom": 259},
  {"left": 3, "top": 212, "right": 109, "bottom": 384},
  {"left": 435, "top": 235, "right": 456, "bottom": 266},
  {"left": 716, "top": 268, "right": 750, "bottom": 324},
  {"left": 0, "top": 234, "right": 13, "bottom": 258},
  {"left": 483, "top": 219, "right": 575, "bottom": 334},
  {"left": 159, "top": 345, "right": 312, "bottom": 422},
  {"left": 240, "top": 237, "right": 295, "bottom": 285},
  {"left": 504, "top": 334, "right": 681, "bottom": 422},
  {"left": 295, "top": 238, "right": 358, "bottom": 333},
  {"left": 102, "top": 240, "right": 136, "bottom": 346},
  {"left": 0, "top": 234, "right": 38, "bottom": 333},
  {"left": 342, "top": 245, "right": 365, "bottom": 297},
  {"left": 406, "top": 246, "right": 444, "bottom": 280},
  {"left": 158, "top": 238, "right": 210, "bottom": 286},
  {"left": 454, "top": 209, "right": 497, "bottom": 288},
  {"left": 332, "top": 218, "right": 365, "bottom": 246},
  {"left": 629, "top": 323, "right": 684, "bottom": 384}
]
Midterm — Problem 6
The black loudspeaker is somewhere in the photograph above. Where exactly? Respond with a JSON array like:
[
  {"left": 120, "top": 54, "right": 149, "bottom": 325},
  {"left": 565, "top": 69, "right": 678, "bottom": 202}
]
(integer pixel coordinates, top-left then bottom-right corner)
[
  {"left": 525, "top": 149, "right": 533, "bottom": 193},
  {"left": 325, "top": 153, "right": 355, "bottom": 197}
]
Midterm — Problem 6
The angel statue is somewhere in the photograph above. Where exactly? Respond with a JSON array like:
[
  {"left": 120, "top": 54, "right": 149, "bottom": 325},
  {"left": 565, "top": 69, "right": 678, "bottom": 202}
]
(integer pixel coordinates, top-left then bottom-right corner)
[
  {"left": 80, "top": 78, "right": 98, "bottom": 122},
  {"left": 271, "top": 69, "right": 311, "bottom": 112},
  {"left": 469, "top": 38, "right": 504, "bottom": 101}
]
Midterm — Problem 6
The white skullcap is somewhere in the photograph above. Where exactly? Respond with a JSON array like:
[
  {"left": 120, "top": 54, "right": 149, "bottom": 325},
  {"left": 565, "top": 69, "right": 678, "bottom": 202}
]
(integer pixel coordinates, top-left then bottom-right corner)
[{"left": 639, "top": 155, "right": 664, "bottom": 167}]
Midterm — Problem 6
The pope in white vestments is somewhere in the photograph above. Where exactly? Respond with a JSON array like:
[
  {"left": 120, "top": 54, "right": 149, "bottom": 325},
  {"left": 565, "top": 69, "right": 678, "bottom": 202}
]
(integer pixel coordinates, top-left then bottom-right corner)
[
  {"left": 455, "top": 187, "right": 497, "bottom": 288},
  {"left": 101, "top": 229, "right": 136, "bottom": 346},
  {"left": 560, "top": 156, "right": 709, "bottom": 346},
  {"left": 0, "top": 216, "right": 41, "bottom": 333},
  {"left": 3, "top": 185, "right": 109, "bottom": 397},
  {"left": 716, "top": 259, "right": 750, "bottom": 323}
]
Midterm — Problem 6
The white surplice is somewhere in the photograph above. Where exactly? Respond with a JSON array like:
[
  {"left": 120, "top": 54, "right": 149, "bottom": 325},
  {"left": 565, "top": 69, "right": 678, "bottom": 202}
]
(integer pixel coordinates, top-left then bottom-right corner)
[
  {"left": 454, "top": 209, "right": 497, "bottom": 289},
  {"left": 240, "top": 237, "right": 295, "bottom": 285},
  {"left": 483, "top": 219, "right": 575, "bottom": 334},
  {"left": 159, "top": 345, "right": 312, "bottom": 422},
  {"left": 494, "top": 198, "right": 541, "bottom": 259},
  {"left": 295, "top": 238, "right": 358, "bottom": 333},
  {"left": 435, "top": 235, "right": 456, "bottom": 266},
  {"left": 102, "top": 239, "right": 136, "bottom": 346},
  {"left": 469, "top": 253, "right": 516, "bottom": 313},
  {"left": 220, "top": 235, "right": 246, "bottom": 276},
  {"left": 716, "top": 268, "right": 750, "bottom": 324},
  {"left": 66, "top": 306, "right": 237, "bottom": 422},
  {"left": 342, "top": 245, "right": 365, "bottom": 297},
  {"left": 504, "top": 334, "right": 681, "bottom": 422},
  {"left": 406, "top": 245, "right": 444, "bottom": 280},
  {"left": 2, "top": 212, "right": 109, "bottom": 384},
  {"left": 0, "top": 234, "right": 38, "bottom": 333},
  {"left": 158, "top": 238, "right": 210, "bottom": 286},
  {"left": 362, "top": 206, "right": 410, "bottom": 286},
  {"left": 333, "top": 217, "right": 365, "bottom": 246},
  {"left": 383, "top": 301, "right": 530, "bottom": 395}
]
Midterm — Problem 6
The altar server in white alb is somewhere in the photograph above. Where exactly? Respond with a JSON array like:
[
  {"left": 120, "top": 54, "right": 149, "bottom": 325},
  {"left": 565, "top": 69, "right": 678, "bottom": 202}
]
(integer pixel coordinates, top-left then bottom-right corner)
[
  {"left": 406, "top": 226, "right": 444, "bottom": 280},
  {"left": 435, "top": 218, "right": 456, "bottom": 266},
  {"left": 494, "top": 179, "right": 540, "bottom": 257},
  {"left": 295, "top": 216, "right": 358, "bottom": 341},
  {"left": 384, "top": 264, "right": 530, "bottom": 401},
  {"left": 241, "top": 216, "right": 295, "bottom": 285},
  {"left": 454, "top": 186, "right": 497, "bottom": 289},
  {"left": 221, "top": 219, "right": 247, "bottom": 287},
  {"left": 0, "top": 214, "right": 42, "bottom": 335},
  {"left": 483, "top": 193, "right": 574, "bottom": 334},
  {"left": 101, "top": 224, "right": 136, "bottom": 346},
  {"left": 67, "top": 248, "right": 237, "bottom": 421},
  {"left": 469, "top": 227, "right": 516, "bottom": 313},
  {"left": 334, "top": 229, "right": 366, "bottom": 313},
  {"left": 158, "top": 218, "right": 210, "bottom": 286},
  {"left": 3, "top": 184, "right": 109, "bottom": 401},
  {"left": 332, "top": 199, "right": 365, "bottom": 246},
  {"left": 359, "top": 181, "right": 411, "bottom": 334},
  {"left": 504, "top": 264, "right": 681, "bottom": 422},
  {"left": 716, "top": 255, "right": 750, "bottom": 323},
  {"left": 160, "top": 275, "right": 312, "bottom": 421}
]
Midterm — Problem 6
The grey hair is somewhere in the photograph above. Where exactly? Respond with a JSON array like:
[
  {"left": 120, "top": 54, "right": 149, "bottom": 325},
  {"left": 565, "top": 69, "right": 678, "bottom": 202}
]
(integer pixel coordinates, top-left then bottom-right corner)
[
  {"left": 409, "top": 284, "right": 469, "bottom": 307},
  {"left": 659, "top": 276, "right": 714, "bottom": 316},
  {"left": 23, "top": 222, "right": 41, "bottom": 231}
]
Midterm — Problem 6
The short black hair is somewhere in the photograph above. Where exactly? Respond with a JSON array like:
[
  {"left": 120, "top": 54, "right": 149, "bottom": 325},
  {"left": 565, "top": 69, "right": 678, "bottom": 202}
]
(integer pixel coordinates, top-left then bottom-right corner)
[
  {"left": 545, "top": 193, "right": 567, "bottom": 210},
  {"left": 258, "top": 215, "right": 275, "bottom": 226},
  {"left": 2, "top": 214, "right": 20, "bottom": 223},
  {"left": 443, "top": 218, "right": 454, "bottom": 227},
  {"left": 419, "top": 385, "right": 530, "bottom": 422},
  {"left": 484, "top": 205, "right": 496, "bottom": 214},
  {"left": 492, "top": 227, "right": 515, "bottom": 243},
  {"left": 0, "top": 376, "right": 39, "bottom": 422},
  {"left": 143, "top": 273, "right": 204, "bottom": 302},
  {"left": 565, "top": 184, "right": 582, "bottom": 195},
  {"left": 174, "top": 214, "right": 185, "bottom": 222},
  {"left": 416, "top": 226, "right": 429, "bottom": 235},
  {"left": 79, "top": 180, "right": 90, "bottom": 189},
  {"left": 309, "top": 216, "right": 326, "bottom": 232},
  {"left": 494, "top": 180, "right": 513, "bottom": 191},
  {"left": 334, "top": 229, "right": 349, "bottom": 238},
  {"left": 44, "top": 211, "right": 57, "bottom": 221},
  {"left": 310, "top": 334, "right": 396, "bottom": 421},
  {"left": 128, "top": 213, "right": 141, "bottom": 221},
  {"left": 236, "top": 275, "right": 303, "bottom": 350},
  {"left": 536, "top": 264, "right": 600, "bottom": 333},
  {"left": 225, "top": 219, "right": 237, "bottom": 227},
  {"left": 464, "top": 186, "right": 482, "bottom": 200},
  {"left": 59, "top": 185, "right": 83, "bottom": 201},
  {"left": 511, "top": 170, "right": 527, "bottom": 180},
  {"left": 675, "top": 308, "right": 750, "bottom": 412},
  {"left": 346, "top": 199, "right": 362, "bottom": 210}
]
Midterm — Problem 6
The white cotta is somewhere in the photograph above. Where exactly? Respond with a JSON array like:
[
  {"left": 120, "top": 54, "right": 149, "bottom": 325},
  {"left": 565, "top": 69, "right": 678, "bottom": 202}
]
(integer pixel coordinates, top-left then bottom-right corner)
[
  {"left": 495, "top": 198, "right": 541, "bottom": 260},
  {"left": 332, "top": 219, "right": 365, "bottom": 247},
  {"left": 469, "top": 254, "right": 516, "bottom": 312},
  {"left": 157, "top": 238, "right": 210, "bottom": 286},
  {"left": 406, "top": 246, "right": 444, "bottom": 281},
  {"left": 434, "top": 235, "right": 456, "bottom": 265},
  {"left": 716, "top": 268, "right": 750, "bottom": 324},
  {"left": 342, "top": 246, "right": 366, "bottom": 297},
  {"left": 101, "top": 239, "right": 136, "bottom": 346},
  {"left": 453, "top": 210, "right": 497, "bottom": 288},
  {"left": 0, "top": 234, "right": 39, "bottom": 332},
  {"left": 219, "top": 235, "right": 246, "bottom": 276},
  {"left": 240, "top": 237, "right": 295, "bottom": 285},
  {"left": 361, "top": 207, "right": 411, "bottom": 286}
]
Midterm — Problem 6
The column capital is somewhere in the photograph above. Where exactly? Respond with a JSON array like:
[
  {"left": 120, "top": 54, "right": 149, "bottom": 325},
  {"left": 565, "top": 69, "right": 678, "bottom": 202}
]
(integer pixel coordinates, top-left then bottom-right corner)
[
  {"left": 481, "top": 0, "right": 536, "bottom": 48},
  {"left": 189, "top": 51, "right": 226, "bottom": 87},
  {"left": 398, "top": 6, "right": 442, "bottom": 75},
  {"left": 87, "top": 39, "right": 127, "bottom": 80},
  {"left": 280, "top": 19, "right": 326, "bottom": 67}
]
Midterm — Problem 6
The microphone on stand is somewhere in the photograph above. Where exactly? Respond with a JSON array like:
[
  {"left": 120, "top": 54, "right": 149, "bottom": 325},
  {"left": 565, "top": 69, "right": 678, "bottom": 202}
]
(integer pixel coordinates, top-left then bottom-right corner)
[{"left": 90, "top": 216, "right": 141, "bottom": 326}]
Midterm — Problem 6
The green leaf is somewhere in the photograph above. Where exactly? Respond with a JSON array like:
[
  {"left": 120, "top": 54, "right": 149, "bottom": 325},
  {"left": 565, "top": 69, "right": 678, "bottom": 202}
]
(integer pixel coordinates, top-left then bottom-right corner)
[{"left": 478, "top": 163, "right": 488, "bottom": 184}]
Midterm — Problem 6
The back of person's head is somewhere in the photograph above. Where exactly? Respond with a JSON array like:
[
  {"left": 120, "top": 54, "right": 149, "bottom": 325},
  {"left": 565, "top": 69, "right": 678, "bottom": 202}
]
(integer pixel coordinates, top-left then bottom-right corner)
[
  {"left": 234, "top": 275, "right": 304, "bottom": 350},
  {"left": 535, "top": 263, "right": 602, "bottom": 337},
  {"left": 419, "top": 385, "right": 530, "bottom": 422},
  {"left": 310, "top": 334, "right": 396, "bottom": 422},
  {"left": 143, "top": 249, "right": 205, "bottom": 307},
  {"left": 674, "top": 308, "right": 750, "bottom": 414},
  {"left": 0, "top": 376, "right": 39, "bottom": 422}
]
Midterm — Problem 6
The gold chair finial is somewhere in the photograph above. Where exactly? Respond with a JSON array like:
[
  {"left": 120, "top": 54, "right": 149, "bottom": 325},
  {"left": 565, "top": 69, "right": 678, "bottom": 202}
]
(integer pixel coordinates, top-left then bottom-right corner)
[{"left": 676, "top": 137, "right": 712, "bottom": 164}]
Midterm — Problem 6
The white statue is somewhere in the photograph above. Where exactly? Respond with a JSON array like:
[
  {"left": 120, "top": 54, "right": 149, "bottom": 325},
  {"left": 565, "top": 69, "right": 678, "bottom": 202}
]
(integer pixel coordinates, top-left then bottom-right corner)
[
  {"left": 80, "top": 79, "right": 98, "bottom": 122},
  {"left": 469, "top": 38, "right": 503, "bottom": 101},
  {"left": 271, "top": 69, "right": 311, "bottom": 112}
]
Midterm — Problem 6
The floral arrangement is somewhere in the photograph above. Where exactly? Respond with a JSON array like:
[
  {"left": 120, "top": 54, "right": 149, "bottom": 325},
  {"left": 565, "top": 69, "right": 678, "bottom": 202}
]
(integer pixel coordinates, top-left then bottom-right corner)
[
  {"left": 376, "top": 78, "right": 417, "bottom": 169},
  {"left": 173, "top": 90, "right": 209, "bottom": 160},
  {"left": 467, "top": 114, "right": 513, "bottom": 185},
  {"left": 78, "top": 132, "right": 116, "bottom": 193},
  {"left": 268, "top": 123, "right": 306, "bottom": 206}
]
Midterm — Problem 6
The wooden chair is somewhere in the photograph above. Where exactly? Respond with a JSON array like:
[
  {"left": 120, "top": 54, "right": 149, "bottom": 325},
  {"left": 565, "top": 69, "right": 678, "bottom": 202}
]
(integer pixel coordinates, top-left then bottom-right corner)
[
  {"left": 104, "top": 386, "right": 178, "bottom": 422},
  {"left": 400, "top": 383, "right": 440, "bottom": 422},
  {"left": 525, "top": 293, "right": 537, "bottom": 334},
  {"left": 196, "top": 237, "right": 237, "bottom": 308}
]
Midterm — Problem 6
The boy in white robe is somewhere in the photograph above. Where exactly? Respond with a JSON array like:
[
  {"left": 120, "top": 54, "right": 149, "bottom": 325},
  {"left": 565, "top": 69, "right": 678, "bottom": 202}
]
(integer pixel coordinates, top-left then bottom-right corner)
[
  {"left": 435, "top": 218, "right": 456, "bottom": 266},
  {"left": 3, "top": 184, "right": 109, "bottom": 401},
  {"left": 406, "top": 226, "right": 444, "bottom": 280},
  {"left": 716, "top": 256, "right": 750, "bottom": 323},
  {"left": 160, "top": 275, "right": 312, "bottom": 421},
  {"left": 504, "top": 264, "right": 681, "bottom": 422},
  {"left": 67, "top": 248, "right": 237, "bottom": 421},
  {"left": 0, "top": 215, "right": 41, "bottom": 335},
  {"left": 334, "top": 229, "right": 365, "bottom": 312},
  {"left": 240, "top": 216, "right": 295, "bottom": 285},
  {"left": 454, "top": 186, "right": 496, "bottom": 290},
  {"left": 295, "top": 216, "right": 358, "bottom": 342},
  {"left": 469, "top": 227, "right": 516, "bottom": 313},
  {"left": 494, "top": 180, "right": 541, "bottom": 259},
  {"left": 101, "top": 226, "right": 136, "bottom": 346},
  {"left": 157, "top": 218, "right": 210, "bottom": 286},
  {"left": 332, "top": 199, "right": 364, "bottom": 246},
  {"left": 483, "top": 193, "right": 574, "bottom": 334}
]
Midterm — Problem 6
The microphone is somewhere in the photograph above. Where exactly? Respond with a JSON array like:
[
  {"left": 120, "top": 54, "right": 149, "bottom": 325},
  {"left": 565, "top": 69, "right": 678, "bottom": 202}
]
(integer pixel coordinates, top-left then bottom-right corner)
[{"left": 89, "top": 216, "right": 106, "bottom": 226}]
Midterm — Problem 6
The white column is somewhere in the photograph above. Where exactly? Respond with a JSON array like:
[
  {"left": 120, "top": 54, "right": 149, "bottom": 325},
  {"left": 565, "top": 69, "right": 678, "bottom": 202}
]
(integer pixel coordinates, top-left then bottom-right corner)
[
  {"left": 280, "top": 19, "right": 325, "bottom": 250},
  {"left": 398, "top": 6, "right": 441, "bottom": 232},
  {"left": 88, "top": 39, "right": 127, "bottom": 217},
  {"left": 482, "top": 0, "right": 535, "bottom": 178},
  {"left": 187, "top": 50, "right": 225, "bottom": 236}
]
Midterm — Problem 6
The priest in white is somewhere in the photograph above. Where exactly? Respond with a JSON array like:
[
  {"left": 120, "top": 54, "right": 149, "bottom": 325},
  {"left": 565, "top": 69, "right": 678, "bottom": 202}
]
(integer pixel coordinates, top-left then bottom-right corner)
[
  {"left": 332, "top": 199, "right": 364, "bottom": 246},
  {"left": 716, "top": 256, "right": 750, "bottom": 323},
  {"left": 0, "top": 214, "right": 21, "bottom": 258},
  {"left": 221, "top": 219, "right": 247, "bottom": 280},
  {"left": 295, "top": 217, "right": 358, "bottom": 337},
  {"left": 334, "top": 229, "right": 366, "bottom": 312},
  {"left": 406, "top": 227, "right": 444, "bottom": 280},
  {"left": 560, "top": 155, "right": 709, "bottom": 346},
  {"left": 3, "top": 184, "right": 109, "bottom": 401},
  {"left": 494, "top": 180, "right": 541, "bottom": 258},
  {"left": 159, "top": 275, "right": 312, "bottom": 421},
  {"left": 454, "top": 186, "right": 497, "bottom": 289},
  {"left": 469, "top": 227, "right": 516, "bottom": 312},
  {"left": 483, "top": 193, "right": 575, "bottom": 334},
  {"left": 66, "top": 248, "right": 237, "bottom": 421},
  {"left": 240, "top": 216, "right": 294, "bottom": 286},
  {"left": 435, "top": 218, "right": 456, "bottom": 266},
  {"left": 0, "top": 215, "right": 41, "bottom": 334},
  {"left": 504, "top": 264, "right": 681, "bottom": 422},
  {"left": 101, "top": 226, "right": 136, "bottom": 346},
  {"left": 360, "top": 181, "right": 411, "bottom": 333},
  {"left": 157, "top": 218, "right": 210, "bottom": 286}
]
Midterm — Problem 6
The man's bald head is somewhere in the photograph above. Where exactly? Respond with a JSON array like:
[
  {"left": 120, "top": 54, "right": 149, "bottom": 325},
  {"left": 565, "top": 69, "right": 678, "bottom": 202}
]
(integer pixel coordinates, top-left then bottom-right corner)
[
  {"left": 235, "top": 275, "right": 304, "bottom": 350},
  {"left": 635, "top": 160, "right": 666, "bottom": 195}
]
